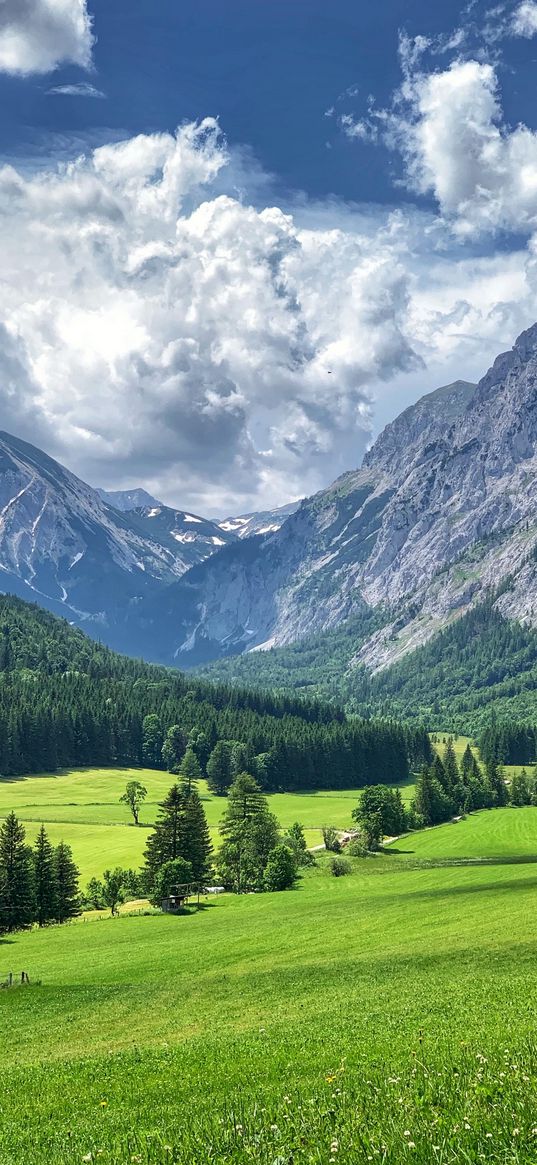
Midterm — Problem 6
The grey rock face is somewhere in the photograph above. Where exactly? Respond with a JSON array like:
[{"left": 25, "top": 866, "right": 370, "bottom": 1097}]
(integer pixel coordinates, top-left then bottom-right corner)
[
  {"left": 143, "top": 329, "right": 537, "bottom": 667},
  {"left": 0, "top": 432, "right": 193, "bottom": 627}
]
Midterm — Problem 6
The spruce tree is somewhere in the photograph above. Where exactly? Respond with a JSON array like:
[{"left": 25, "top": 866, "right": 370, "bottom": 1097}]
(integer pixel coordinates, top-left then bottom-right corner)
[
  {"left": 179, "top": 748, "right": 202, "bottom": 794},
  {"left": 144, "top": 784, "right": 185, "bottom": 890},
  {"left": 162, "top": 724, "right": 188, "bottom": 773},
  {"left": 218, "top": 773, "right": 279, "bottom": 892},
  {"left": 54, "top": 842, "right": 80, "bottom": 923},
  {"left": 461, "top": 744, "right": 475, "bottom": 781},
  {"left": 206, "top": 740, "right": 233, "bottom": 795},
  {"left": 0, "top": 813, "right": 34, "bottom": 933},
  {"left": 178, "top": 786, "right": 212, "bottom": 882},
  {"left": 33, "top": 824, "right": 57, "bottom": 927},
  {"left": 442, "top": 739, "right": 459, "bottom": 793}
]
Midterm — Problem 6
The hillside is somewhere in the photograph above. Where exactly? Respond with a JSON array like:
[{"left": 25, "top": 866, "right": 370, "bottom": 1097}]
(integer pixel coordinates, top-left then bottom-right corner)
[
  {"left": 0, "top": 593, "right": 422, "bottom": 789},
  {"left": 200, "top": 599, "right": 537, "bottom": 731}
]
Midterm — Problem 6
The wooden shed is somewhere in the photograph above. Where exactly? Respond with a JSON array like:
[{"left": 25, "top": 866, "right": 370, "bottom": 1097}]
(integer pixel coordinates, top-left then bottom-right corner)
[{"left": 161, "top": 882, "right": 201, "bottom": 913}]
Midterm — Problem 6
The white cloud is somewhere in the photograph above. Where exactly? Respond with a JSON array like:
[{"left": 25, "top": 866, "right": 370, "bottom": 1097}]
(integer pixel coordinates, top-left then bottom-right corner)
[
  {"left": 1, "top": 116, "right": 537, "bottom": 514},
  {"left": 0, "top": 0, "right": 93, "bottom": 76},
  {"left": 0, "top": 120, "right": 426, "bottom": 513},
  {"left": 385, "top": 56, "right": 537, "bottom": 238},
  {"left": 47, "top": 82, "right": 105, "bottom": 98},
  {"left": 512, "top": 1, "right": 537, "bottom": 36}
]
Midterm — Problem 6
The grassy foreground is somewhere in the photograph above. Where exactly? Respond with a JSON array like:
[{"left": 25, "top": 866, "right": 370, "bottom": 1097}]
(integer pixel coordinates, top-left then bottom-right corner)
[
  {"left": 0, "top": 767, "right": 416, "bottom": 879},
  {"left": 3, "top": 806, "right": 537, "bottom": 1163}
]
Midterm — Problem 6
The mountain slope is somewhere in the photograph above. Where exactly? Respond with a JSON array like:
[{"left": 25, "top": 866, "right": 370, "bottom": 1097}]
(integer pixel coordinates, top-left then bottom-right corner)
[
  {"left": 134, "top": 376, "right": 483, "bottom": 663},
  {"left": 0, "top": 431, "right": 194, "bottom": 628},
  {"left": 218, "top": 501, "right": 300, "bottom": 539},
  {"left": 198, "top": 598, "right": 537, "bottom": 730},
  {"left": 136, "top": 329, "right": 537, "bottom": 668},
  {"left": 97, "top": 487, "right": 162, "bottom": 512}
]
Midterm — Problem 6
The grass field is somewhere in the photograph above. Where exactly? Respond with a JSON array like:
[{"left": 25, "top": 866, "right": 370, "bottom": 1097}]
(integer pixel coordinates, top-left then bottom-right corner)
[
  {"left": 3, "top": 811, "right": 537, "bottom": 1163},
  {"left": 0, "top": 767, "right": 416, "bottom": 881},
  {"left": 389, "top": 805, "right": 537, "bottom": 859}
]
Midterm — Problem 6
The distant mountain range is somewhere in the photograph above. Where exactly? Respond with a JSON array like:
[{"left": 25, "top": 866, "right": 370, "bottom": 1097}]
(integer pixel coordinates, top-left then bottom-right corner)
[{"left": 3, "top": 324, "right": 537, "bottom": 697}]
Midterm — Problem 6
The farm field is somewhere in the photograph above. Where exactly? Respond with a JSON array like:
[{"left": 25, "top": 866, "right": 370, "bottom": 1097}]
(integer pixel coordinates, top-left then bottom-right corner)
[
  {"left": 0, "top": 767, "right": 416, "bottom": 880},
  {"left": 3, "top": 808, "right": 537, "bottom": 1163}
]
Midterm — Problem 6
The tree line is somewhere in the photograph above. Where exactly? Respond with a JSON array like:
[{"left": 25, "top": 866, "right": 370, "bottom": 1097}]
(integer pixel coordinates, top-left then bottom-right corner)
[
  {"left": 352, "top": 738, "right": 536, "bottom": 847},
  {"left": 0, "top": 596, "right": 431, "bottom": 792}
]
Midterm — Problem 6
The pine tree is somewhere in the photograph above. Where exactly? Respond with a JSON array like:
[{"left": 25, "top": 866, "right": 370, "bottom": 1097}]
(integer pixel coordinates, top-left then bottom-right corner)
[
  {"left": 162, "top": 724, "right": 188, "bottom": 773},
  {"left": 178, "top": 786, "right": 212, "bottom": 882},
  {"left": 442, "top": 739, "right": 459, "bottom": 793},
  {"left": 144, "top": 784, "right": 185, "bottom": 890},
  {"left": 218, "top": 773, "right": 279, "bottom": 892},
  {"left": 206, "top": 740, "right": 233, "bottom": 795},
  {"left": 54, "top": 842, "right": 80, "bottom": 923},
  {"left": 0, "top": 813, "right": 34, "bottom": 933},
  {"left": 179, "top": 748, "right": 202, "bottom": 794},
  {"left": 33, "top": 824, "right": 57, "bottom": 926}
]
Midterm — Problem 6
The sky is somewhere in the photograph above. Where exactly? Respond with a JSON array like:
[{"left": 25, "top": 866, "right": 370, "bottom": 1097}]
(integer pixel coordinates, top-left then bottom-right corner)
[{"left": 1, "top": 2, "right": 537, "bottom": 515}]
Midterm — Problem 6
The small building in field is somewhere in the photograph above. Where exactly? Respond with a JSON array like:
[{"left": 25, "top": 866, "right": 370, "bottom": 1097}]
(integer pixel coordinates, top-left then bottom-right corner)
[{"left": 161, "top": 882, "right": 200, "bottom": 913}]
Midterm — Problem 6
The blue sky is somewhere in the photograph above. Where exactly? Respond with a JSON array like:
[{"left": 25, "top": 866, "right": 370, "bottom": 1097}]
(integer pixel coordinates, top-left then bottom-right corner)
[
  {"left": 1, "top": 0, "right": 537, "bottom": 513},
  {"left": 5, "top": 0, "right": 534, "bottom": 203}
]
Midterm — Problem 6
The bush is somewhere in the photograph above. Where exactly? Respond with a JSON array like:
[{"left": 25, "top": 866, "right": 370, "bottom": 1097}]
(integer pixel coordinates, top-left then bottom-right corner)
[
  {"left": 330, "top": 856, "right": 352, "bottom": 877},
  {"left": 322, "top": 826, "right": 341, "bottom": 853},
  {"left": 263, "top": 844, "right": 298, "bottom": 891},
  {"left": 346, "top": 839, "right": 369, "bottom": 857}
]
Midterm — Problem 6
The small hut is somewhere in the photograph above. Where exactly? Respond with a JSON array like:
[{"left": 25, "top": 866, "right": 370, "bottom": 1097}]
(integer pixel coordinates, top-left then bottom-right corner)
[{"left": 161, "top": 882, "right": 200, "bottom": 913}]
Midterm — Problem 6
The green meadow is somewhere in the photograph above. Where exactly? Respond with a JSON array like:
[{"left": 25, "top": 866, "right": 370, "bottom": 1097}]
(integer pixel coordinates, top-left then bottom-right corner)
[
  {"left": 0, "top": 767, "right": 416, "bottom": 880},
  {"left": 2, "top": 807, "right": 537, "bottom": 1162}
]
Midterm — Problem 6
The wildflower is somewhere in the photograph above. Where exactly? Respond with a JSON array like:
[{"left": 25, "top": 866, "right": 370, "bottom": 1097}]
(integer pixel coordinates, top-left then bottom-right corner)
[
  {"left": 330, "top": 1139, "right": 339, "bottom": 1152},
  {"left": 408, "top": 1142, "right": 416, "bottom": 1149},
  {"left": 100, "top": 1100, "right": 108, "bottom": 1108},
  {"left": 464, "top": 1122, "right": 471, "bottom": 1129},
  {"left": 513, "top": 1128, "right": 520, "bottom": 1136},
  {"left": 270, "top": 1125, "right": 278, "bottom": 1133},
  {"left": 404, "top": 1131, "right": 411, "bottom": 1138},
  {"left": 82, "top": 1156, "right": 92, "bottom": 1163},
  {"left": 486, "top": 1133, "right": 493, "bottom": 1139}
]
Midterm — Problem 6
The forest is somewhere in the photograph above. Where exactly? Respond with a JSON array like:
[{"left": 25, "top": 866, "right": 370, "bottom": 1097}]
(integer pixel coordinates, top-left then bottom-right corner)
[{"left": 0, "top": 595, "right": 430, "bottom": 789}]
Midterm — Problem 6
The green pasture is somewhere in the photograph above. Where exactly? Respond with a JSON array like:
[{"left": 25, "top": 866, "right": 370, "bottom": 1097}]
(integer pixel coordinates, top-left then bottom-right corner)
[
  {"left": 3, "top": 809, "right": 537, "bottom": 1163},
  {"left": 389, "top": 805, "right": 537, "bottom": 860},
  {"left": 0, "top": 767, "right": 416, "bottom": 879}
]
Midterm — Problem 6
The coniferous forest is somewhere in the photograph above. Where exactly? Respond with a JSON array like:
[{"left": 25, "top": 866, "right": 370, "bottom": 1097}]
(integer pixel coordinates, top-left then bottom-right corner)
[{"left": 0, "top": 595, "right": 430, "bottom": 789}]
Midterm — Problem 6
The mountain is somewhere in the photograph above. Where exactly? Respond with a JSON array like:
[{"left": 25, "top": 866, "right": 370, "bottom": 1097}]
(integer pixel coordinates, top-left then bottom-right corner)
[
  {"left": 134, "top": 330, "right": 537, "bottom": 669},
  {"left": 134, "top": 376, "right": 483, "bottom": 663},
  {"left": 97, "top": 487, "right": 162, "bottom": 512},
  {"left": 0, "top": 431, "right": 201, "bottom": 629},
  {"left": 128, "top": 503, "right": 237, "bottom": 566},
  {"left": 218, "top": 501, "right": 300, "bottom": 539}
]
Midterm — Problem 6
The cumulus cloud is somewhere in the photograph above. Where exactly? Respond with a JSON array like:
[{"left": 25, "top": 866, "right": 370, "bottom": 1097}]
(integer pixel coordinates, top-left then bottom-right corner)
[
  {"left": 0, "top": 0, "right": 93, "bottom": 75},
  {"left": 2, "top": 113, "right": 537, "bottom": 513},
  {"left": 0, "top": 120, "right": 429, "bottom": 513},
  {"left": 512, "top": 1, "right": 537, "bottom": 36},
  {"left": 380, "top": 54, "right": 537, "bottom": 238}
]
